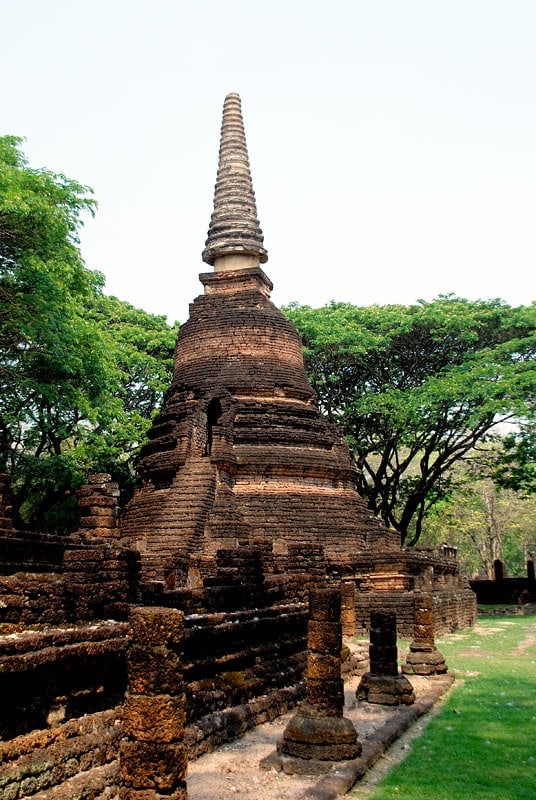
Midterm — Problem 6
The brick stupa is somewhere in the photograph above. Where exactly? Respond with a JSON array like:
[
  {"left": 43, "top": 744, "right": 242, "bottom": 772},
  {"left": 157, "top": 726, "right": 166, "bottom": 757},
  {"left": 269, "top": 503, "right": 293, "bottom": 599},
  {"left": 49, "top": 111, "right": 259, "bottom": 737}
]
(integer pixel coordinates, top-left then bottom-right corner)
[{"left": 121, "top": 93, "right": 400, "bottom": 579}]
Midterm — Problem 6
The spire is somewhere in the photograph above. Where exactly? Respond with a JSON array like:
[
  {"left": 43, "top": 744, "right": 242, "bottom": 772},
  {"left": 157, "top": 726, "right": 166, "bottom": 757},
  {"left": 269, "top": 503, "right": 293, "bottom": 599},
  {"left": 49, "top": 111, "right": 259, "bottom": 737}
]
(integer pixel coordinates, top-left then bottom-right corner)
[{"left": 202, "top": 93, "right": 268, "bottom": 267}]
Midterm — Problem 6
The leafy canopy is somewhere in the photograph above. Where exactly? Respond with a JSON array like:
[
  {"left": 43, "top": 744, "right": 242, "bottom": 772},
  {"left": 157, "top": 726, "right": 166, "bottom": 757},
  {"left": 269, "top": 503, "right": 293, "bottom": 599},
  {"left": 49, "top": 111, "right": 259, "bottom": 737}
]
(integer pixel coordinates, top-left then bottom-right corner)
[
  {"left": 0, "top": 136, "right": 176, "bottom": 531},
  {"left": 284, "top": 297, "right": 536, "bottom": 545}
]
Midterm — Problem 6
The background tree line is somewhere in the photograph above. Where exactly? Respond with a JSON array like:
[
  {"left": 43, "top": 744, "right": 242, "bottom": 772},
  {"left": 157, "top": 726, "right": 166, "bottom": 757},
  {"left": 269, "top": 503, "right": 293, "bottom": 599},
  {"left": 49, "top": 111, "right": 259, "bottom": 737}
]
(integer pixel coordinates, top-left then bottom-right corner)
[
  {"left": 1, "top": 137, "right": 534, "bottom": 576},
  {"left": 284, "top": 301, "right": 535, "bottom": 574},
  {"left": 0, "top": 136, "right": 176, "bottom": 531}
]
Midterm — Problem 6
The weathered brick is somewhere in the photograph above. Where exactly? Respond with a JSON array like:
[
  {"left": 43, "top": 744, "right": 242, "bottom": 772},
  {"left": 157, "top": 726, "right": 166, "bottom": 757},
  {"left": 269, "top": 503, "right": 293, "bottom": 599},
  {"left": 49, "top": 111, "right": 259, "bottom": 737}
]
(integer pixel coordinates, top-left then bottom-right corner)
[{"left": 122, "top": 695, "right": 186, "bottom": 743}]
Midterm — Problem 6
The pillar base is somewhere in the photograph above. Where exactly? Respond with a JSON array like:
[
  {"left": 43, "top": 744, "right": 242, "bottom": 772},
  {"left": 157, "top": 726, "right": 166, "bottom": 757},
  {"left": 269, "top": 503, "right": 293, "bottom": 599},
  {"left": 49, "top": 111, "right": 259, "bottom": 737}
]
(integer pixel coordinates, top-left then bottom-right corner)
[
  {"left": 357, "top": 672, "right": 415, "bottom": 706},
  {"left": 275, "top": 704, "right": 361, "bottom": 767},
  {"left": 402, "top": 644, "right": 448, "bottom": 675},
  {"left": 262, "top": 751, "right": 346, "bottom": 775}
]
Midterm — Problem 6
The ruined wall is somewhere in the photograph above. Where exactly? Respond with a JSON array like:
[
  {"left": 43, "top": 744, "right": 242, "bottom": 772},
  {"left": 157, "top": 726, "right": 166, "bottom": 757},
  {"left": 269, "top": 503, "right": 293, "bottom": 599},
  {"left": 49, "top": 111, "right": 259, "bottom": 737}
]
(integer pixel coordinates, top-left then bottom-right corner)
[
  {"left": 356, "top": 587, "right": 477, "bottom": 638},
  {"left": 182, "top": 604, "right": 307, "bottom": 757},
  {"left": 0, "top": 545, "right": 139, "bottom": 630},
  {"left": 0, "top": 492, "right": 140, "bottom": 800},
  {"left": 141, "top": 542, "right": 316, "bottom": 756},
  {"left": 0, "top": 533, "right": 64, "bottom": 576},
  {"left": 0, "top": 623, "right": 127, "bottom": 800},
  {"left": 469, "top": 577, "right": 536, "bottom": 605},
  {"left": 0, "top": 538, "right": 315, "bottom": 794},
  {"left": 0, "top": 466, "right": 476, "bottom": 797}
]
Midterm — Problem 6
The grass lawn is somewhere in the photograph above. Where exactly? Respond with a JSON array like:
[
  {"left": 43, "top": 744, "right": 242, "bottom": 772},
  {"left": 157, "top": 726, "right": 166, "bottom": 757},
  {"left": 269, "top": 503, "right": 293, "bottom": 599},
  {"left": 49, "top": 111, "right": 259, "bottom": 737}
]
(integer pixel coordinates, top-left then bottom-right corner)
[{"left": 350, "top": 614, "right": 536, "bottom": 800}]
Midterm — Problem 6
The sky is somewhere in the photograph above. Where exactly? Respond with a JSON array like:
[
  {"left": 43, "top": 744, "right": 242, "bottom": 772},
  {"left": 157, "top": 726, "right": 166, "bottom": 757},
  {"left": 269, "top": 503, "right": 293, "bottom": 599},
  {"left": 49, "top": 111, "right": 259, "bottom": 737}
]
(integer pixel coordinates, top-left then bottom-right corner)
[{"left": 2, "top": 0, "right": 535, "bottom": 324}]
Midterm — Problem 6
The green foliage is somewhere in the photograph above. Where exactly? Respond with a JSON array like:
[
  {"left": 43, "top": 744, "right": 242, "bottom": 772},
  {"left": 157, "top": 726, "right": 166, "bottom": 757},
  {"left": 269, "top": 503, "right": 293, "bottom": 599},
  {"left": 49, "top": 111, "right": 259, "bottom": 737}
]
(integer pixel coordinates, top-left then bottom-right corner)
[
  {"left": 284, "top": 298, "right": 536, "bottom": 545},
  {"left": 0, "top": 136, "right": 176, "bottom": 532},
  {"left": 421, "top": 475, "right": 536, "bottom": 577},
  {"left": 357, "top": 618, "right": 536, "bottom": 800},
  {"left": 494, "top": 420, "right": 536, "bottom": 495},
  {"left": 79, "top": 293, "right": 176, "bottom": 501}
]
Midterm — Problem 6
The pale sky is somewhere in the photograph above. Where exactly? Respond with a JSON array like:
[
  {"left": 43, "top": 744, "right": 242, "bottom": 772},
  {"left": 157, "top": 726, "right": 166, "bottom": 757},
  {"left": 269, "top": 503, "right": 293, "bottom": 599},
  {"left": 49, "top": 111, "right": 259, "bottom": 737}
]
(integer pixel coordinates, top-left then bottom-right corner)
[{"left": 2, "top": 0, "right": 535, "bottom": 324}]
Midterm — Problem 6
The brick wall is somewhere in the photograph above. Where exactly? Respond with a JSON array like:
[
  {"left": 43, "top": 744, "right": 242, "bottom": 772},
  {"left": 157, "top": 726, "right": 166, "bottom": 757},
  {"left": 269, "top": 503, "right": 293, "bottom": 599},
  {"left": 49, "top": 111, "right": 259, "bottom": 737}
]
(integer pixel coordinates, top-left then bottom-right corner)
[
  {"left": 355, "top": 587, "right": 477, "bottom": 638},
  {"left": 140, "top": 545, "right": 311, "bottom": 757},
  {"left": 0, "top": 622, "right": 127, "bottom": 799},
  {"left": 0, "top": 544, "right": 140, "bottom": 630},
  {"left": 469, "top": 578, "right": 536, "bottom": 605}
]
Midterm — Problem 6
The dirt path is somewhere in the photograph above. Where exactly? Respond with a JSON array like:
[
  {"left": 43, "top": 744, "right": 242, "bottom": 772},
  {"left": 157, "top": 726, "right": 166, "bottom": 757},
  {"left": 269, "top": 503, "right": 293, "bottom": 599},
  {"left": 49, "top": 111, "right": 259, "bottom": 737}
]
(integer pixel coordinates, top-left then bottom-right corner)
[
  {"left": 187, "top": 674, "right": 437, "bottom": 800},
  {"left": 513, "top": 622, "right": 536, "bottom": 655}
]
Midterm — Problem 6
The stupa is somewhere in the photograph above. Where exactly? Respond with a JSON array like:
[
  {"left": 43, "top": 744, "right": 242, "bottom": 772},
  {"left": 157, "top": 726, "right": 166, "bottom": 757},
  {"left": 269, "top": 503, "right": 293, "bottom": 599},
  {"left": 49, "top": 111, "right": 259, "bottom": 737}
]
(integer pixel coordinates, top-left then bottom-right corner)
[{"left": 120, "top": 93, "right": 400, "bottom": 579}]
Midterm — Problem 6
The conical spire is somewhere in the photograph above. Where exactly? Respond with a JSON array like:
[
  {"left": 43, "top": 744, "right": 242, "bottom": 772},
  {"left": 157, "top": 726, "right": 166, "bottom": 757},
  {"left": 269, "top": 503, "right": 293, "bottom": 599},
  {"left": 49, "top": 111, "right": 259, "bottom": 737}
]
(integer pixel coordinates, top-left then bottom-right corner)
[{"left": 202, "top": 93, "right": 268, "bottom": 267}]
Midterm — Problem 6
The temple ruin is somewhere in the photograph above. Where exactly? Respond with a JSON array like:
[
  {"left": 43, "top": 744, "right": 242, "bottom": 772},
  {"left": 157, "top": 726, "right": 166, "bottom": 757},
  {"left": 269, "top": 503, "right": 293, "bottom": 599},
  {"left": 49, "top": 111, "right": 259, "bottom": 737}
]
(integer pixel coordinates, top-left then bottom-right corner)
[
  {"left": 0, "top": 93, "right": 477, "bottom": 798},
  {"left": 117, "top": 92, "right": 475, "bottom": 635},
  {"left": 120, "top": 92, "right": 399, "bottom": 581}
]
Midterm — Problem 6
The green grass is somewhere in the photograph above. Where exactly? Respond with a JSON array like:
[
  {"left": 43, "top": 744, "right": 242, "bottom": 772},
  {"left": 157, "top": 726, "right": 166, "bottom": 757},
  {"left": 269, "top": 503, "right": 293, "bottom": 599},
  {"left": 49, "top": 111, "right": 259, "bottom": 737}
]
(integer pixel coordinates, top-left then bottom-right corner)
[{"left": 351, "top": 616, "right": 536, "bottom": 800}]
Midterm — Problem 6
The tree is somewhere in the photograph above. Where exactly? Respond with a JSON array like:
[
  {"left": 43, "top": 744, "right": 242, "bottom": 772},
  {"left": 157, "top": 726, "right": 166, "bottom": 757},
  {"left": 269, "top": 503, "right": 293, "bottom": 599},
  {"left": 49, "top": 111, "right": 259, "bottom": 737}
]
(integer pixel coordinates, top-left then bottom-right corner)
[
  {"left": 493, "top": 419, "right": 536, "bottom": 495},
  {"left": 9, "top": 292, "right": 176, "bottom": 531},
  {"left": 79, "top": 293, "right": 176, "bottom": 501},
  {"left": 421, "top": 474, "right": 536, "bottom": 578},
  {"left": 1, "top": 135, "right": 103, "bottom": 526},
  {"left": 0, "top": 136, "right": 176, "bottom": 531},
  {"left": 284, "top": 297, "right": 536, "bottom": 546}
]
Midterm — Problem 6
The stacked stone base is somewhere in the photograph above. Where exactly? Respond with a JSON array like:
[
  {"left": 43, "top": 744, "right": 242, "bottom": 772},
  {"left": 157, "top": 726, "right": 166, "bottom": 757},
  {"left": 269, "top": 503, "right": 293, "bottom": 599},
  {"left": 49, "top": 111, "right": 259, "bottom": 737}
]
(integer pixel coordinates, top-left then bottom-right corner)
[
  {"left": 403, "top": 644, "right": 448, "bottom": 676},
  {"left": 277, "top": 702, "right": 361, "bottom": 763},
  {"left": 119, "top": 608, "right": 188, "bottom": 800},
  {"left": 403, "top": 592, "right": 448, "bottom": 676},
  {"left": 264, "top": 588, "right": 361, "bottom": 775},
  {"left": 357, "top": 673, "right": 415, "bottom": 706}
]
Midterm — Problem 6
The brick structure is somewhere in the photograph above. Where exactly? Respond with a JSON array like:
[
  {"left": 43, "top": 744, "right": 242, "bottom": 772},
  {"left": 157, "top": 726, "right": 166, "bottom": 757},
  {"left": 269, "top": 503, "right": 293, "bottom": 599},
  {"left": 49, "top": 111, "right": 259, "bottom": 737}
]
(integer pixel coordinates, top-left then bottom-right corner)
[
  {"left": 0, "top": 93, "right": 479, "bottom": 797},
  {"left": 341, "top": 579, "right": 357, "bottom": 637},
  {"left": 357, "top": 612, "right": 415, "bottom": 705},
  {"left": 403, "top": 592, "right": 447, "bottom": 676},
  {"left": 0, "top": 539, "right": 309, "bottom": 794},
  {"left": 272, "top": 587, "right": 361, "bottom": 773},
  {"left": 355, "top": 547, "right": 477, "bottom": 637},
  {"left": 120, "top": 607, "right": 188, "bottom": 799},
  {"left": 76, "top": 472, "right": 121, "bottom": 538},
  {"left": 0, "top": 622, "right": 127, "bottom": 798},
  {"left": 120, "top": 93, "right": 398, "bottom": 582},
  {"left": 115, "top": 94, "right": 476, "bottom": 642}
]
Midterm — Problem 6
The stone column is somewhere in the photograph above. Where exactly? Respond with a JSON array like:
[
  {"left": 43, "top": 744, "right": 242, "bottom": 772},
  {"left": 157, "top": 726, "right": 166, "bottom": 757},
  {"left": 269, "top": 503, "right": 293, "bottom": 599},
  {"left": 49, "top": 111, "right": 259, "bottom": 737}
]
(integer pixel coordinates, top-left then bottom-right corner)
[
  {"left": 357, "top": 611, "right": 415, "bottom": 705},
  {"left": 76, "top": 473, "right": 121, "bottom": 537},
  {"left": 403, "top": 592, "right": 447, "bottom": 676},
  {"left": 340, "top": 580, "right": 357, "bottom": 637},
  {"left": 120, "top": 607, "right": 188, "bottom": 799},
  {"left": 275, "top": 587, "right": 361, "bottom": 773}
]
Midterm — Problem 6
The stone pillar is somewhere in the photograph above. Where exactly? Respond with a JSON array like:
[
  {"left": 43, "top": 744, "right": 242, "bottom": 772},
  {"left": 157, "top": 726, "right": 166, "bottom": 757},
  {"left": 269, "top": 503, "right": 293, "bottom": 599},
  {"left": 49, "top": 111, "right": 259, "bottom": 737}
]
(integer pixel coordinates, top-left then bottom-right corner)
[
  {"left": 274, "top": 587, "right": 361, "bottom": 773},
  {"left": 493, "top": 559, "right": 504, "bottom": 581},
  {"left": 357, "top": 612, "right": 415, "bottom": 705},
  {"left": 403, "top": 592, "right": 448, "bottom": 676},
  {"left": 186, "top": 553, "right": 217, "bottom": 588},
  {"left": 527, "top": 560, "right": 535, "bottom": 583},
  {"left": 120, "top": 607, "right": 188, "bottom": 799},
  {"left": 340, "top": 580, "right": 357, "bottom": 637},
  {"left": 76, "top": 473, "right": 121, "bottom": 537}
]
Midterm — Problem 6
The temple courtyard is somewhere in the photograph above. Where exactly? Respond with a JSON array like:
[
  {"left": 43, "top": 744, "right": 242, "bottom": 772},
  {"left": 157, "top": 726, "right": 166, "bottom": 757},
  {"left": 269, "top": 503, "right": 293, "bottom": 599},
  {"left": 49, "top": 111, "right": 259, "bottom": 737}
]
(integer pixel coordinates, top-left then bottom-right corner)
[{"left": 187, "top": 616, "right": 536, "bottom": 800}]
